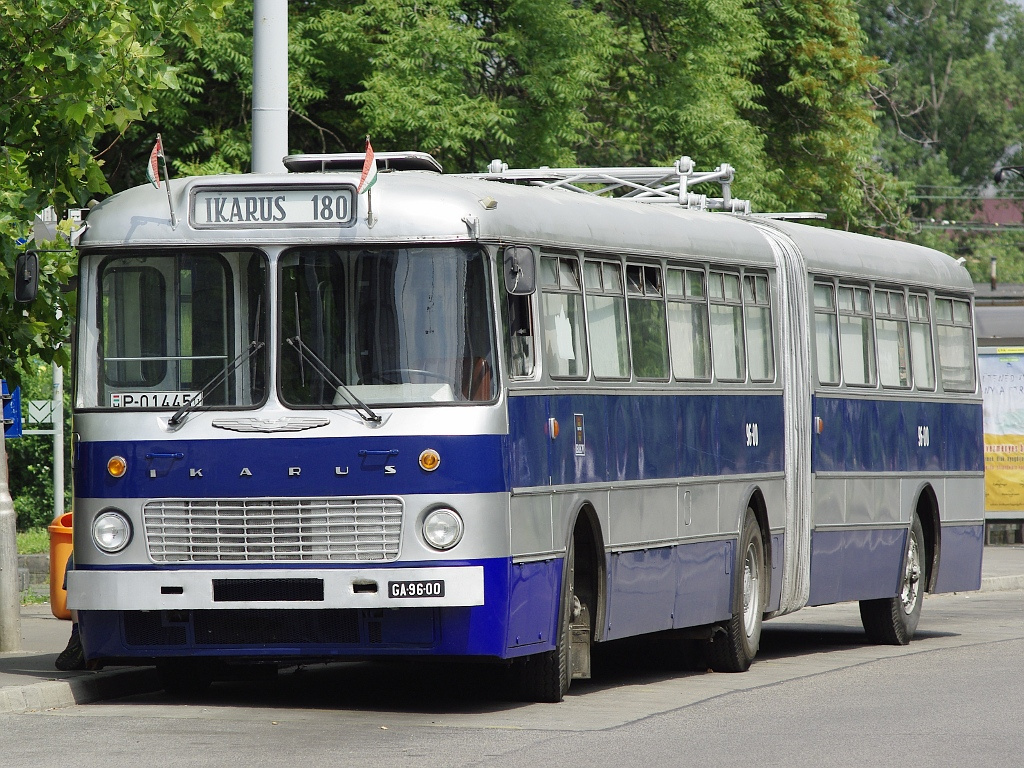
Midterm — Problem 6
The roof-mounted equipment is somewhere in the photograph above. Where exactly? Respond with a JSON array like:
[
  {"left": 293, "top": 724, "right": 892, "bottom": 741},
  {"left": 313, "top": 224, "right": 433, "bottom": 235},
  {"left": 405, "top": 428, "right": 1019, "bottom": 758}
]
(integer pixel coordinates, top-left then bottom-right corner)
[
  {"left": 283, "top": 152, "right": 443, "bottom": 174},
  {"left": 467, "top": 156, "right": 752, "bottom": 214}
]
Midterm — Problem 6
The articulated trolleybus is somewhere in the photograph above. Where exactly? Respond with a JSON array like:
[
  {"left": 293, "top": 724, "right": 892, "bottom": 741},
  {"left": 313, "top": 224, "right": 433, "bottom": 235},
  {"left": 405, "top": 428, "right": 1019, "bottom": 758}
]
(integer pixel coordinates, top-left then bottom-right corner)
[{"left": 68, "top": 152, "right": 983, "bottom": 701}]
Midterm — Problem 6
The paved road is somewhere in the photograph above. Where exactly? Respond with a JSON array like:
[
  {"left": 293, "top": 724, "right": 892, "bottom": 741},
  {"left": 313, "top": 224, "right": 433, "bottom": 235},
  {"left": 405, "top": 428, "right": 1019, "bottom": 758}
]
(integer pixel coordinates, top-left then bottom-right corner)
[{"left": 3, "top": 589, "right": 1023, "bottom": 767}]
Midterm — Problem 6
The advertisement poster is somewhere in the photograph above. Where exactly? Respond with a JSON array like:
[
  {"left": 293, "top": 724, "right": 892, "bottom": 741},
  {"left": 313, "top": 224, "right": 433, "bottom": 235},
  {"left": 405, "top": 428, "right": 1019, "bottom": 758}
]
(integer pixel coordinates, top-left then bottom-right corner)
[{"left": 981, "top": 348, "right": 1024, "bottom": 512}]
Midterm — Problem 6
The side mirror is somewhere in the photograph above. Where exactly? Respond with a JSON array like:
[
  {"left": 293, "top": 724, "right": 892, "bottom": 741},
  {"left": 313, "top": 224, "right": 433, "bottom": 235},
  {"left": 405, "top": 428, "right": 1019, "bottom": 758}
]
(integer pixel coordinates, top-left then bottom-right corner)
[
  {"left": 503, "top": 245, "right": 536, "bottom": 296},
  {"left": 14, "top": 251, "right": 39, "bottom": 304}
]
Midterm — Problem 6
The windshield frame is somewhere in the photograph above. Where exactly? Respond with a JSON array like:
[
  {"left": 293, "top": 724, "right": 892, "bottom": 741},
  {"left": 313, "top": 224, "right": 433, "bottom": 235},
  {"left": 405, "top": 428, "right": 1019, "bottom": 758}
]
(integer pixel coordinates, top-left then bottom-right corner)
[{"left": 75, "top": 246, "right": 270, "bottom": 413}]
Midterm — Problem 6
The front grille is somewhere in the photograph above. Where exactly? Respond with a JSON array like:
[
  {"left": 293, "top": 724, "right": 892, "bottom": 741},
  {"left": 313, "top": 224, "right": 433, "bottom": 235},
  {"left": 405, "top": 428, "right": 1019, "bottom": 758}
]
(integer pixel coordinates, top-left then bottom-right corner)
[
  {"left": 143, "top": 497, "right": 403, "bottom": 563},
  {"left": 194, "top": 609, "right": 361, "bottom": 645}
]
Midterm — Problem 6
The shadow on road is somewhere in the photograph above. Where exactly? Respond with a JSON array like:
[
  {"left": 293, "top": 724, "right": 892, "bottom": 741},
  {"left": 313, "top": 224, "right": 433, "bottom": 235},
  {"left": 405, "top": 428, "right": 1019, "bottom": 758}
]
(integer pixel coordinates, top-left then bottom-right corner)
[{"left": 95, "top": 614, "right": 957, "bottom": 713}]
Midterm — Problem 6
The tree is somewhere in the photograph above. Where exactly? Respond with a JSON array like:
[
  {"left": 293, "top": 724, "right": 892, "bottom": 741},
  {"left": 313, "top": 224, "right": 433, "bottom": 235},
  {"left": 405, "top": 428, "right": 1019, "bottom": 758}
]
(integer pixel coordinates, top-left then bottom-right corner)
[
  {"left": 0, "top": 0, "right": 227, "bottom": 380},
  {"left": 859, "top": 0, "right": 1024, "bottom": 200},
  {"left": 99, "top": 0, "right": 900, "bottom": 225}
]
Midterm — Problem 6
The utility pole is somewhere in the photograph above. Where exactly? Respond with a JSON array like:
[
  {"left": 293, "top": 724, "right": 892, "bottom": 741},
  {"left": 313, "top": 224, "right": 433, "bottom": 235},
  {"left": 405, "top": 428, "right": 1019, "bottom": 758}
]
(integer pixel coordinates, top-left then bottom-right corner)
[
  {"left": 251, "top": 0, "right": 288, "bottom": 174},
  {"left": 0, "top": 432, "right": 21, "bottom": 651}
]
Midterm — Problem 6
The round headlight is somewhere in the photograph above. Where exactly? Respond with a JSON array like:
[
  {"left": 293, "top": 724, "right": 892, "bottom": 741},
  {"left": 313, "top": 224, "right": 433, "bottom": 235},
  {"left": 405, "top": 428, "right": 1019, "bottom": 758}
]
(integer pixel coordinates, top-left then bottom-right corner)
[
  {"left": 92, "top": 510, "right": 132, "bottom": 553},
  {"left": 422, "top": 507, "right": 464, "bottom": 551}
]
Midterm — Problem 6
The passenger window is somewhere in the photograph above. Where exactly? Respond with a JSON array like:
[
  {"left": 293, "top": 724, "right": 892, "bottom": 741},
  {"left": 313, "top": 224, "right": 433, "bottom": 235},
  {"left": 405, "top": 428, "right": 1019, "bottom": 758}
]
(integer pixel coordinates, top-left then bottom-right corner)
[
  {"left": 584, "top": 258, "right": 629, "bottom": 379},
  {"left": 838, "top": 284, "right": 876, "bottom": 386},
  {"left": 874, "top": 288, "right": 911, "bottom": 389},
  {"left": 744, "top": 273, "right": 774, "bottom": 382},
  {"left": 908, "top": 293, "right": 935, "bottom": 391},
  {"left": 540, "top": 255, "right": 588, "bottom": 378},
  {"left": 813, "top": 283, "right": 840, "bottom": 385},
  {"left": 667, "top": 267, "right": 711, "bottom": 381},
  {"left": 935, "top": 297, "right": 976, "bottom": 392},
  {"left": 710, "top": 269, "right": 744, "bottom": 381},
  {"left": 626, "top": 264, "right": 669, "bottom": 379}
]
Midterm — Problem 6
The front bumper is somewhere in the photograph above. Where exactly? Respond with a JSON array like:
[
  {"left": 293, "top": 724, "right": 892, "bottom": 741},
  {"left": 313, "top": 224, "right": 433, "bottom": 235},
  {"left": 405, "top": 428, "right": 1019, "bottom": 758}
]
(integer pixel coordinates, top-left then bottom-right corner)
[{"left": 68, "top": 565, "right": 484, "bottom": 611}]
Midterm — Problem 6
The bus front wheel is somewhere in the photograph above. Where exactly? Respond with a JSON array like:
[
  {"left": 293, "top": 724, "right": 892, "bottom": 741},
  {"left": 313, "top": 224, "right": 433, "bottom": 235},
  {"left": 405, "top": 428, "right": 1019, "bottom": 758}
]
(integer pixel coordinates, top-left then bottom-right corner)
[
  {"left": 515, "top": 539, "right": 574, "bottom": 702},
  {"left": 705, "top": 511, "right": 766, "bottom": 673},
  {"left": 859, "top": 513, "right": 925, "bottom": 645}
]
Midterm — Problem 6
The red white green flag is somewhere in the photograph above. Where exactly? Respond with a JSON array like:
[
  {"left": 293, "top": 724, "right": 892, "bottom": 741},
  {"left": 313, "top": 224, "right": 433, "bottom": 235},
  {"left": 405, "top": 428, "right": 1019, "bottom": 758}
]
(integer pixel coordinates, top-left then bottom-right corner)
[
  {"left": 147, "top": 136, "right": 163, "bottom": 189},
  {"left": 357, "top": 136, "right": 378, "bottom": 194}
]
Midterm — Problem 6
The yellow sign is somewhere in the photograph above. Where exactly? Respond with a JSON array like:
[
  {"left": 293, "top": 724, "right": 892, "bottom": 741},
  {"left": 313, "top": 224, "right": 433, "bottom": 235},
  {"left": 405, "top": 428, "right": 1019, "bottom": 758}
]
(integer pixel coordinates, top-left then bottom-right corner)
[{"left": 985, "top": 434, "right": 1024, "bottom": 511}]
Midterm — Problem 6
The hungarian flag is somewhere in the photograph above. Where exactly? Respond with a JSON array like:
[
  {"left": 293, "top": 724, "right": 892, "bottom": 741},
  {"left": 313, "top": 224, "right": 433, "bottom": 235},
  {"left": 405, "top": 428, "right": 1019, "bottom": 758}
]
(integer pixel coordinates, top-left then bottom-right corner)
[
  {"left": 357, "top": 137, "right": 378, "bottom": 194},
  {"left": 147, "top": 136, "right": 163, "bottom": 189}
]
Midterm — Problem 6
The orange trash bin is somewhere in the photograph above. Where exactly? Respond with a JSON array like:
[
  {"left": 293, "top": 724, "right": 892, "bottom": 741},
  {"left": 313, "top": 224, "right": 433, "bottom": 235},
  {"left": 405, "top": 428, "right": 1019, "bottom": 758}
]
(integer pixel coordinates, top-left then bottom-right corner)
[{"left": 48, "top": 512, "right": 73, "bottom": 620}]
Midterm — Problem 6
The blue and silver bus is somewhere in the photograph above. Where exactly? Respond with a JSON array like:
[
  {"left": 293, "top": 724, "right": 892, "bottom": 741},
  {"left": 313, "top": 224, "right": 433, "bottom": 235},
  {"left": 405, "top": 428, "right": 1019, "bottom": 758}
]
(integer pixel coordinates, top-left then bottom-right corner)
[{"left": 68, "top": 153, "right": 983, "bottom": 701}]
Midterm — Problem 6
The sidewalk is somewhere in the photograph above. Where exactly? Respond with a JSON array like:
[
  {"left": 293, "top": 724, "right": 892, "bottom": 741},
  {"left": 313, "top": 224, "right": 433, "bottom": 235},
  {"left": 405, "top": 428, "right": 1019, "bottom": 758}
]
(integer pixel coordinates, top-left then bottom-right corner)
[{"left": 3, "top": 545, "right": 1024, "bottom": 715}]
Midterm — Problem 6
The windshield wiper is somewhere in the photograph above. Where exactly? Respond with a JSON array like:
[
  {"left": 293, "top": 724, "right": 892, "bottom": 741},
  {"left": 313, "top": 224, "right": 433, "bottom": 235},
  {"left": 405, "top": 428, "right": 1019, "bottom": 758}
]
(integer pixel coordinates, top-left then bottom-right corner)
[
  {"left": 168, "top": 341, "right": 265, "bottom": 427},
  {"left": 285, "top": 336, "right": 381, "bottom": 424}
]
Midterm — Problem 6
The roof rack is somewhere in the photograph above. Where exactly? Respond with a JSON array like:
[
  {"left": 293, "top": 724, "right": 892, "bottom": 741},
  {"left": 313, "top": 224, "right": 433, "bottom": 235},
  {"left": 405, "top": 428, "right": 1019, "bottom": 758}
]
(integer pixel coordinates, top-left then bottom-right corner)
[
  {"left": 466, "top": 156, "right": 752, "bottom": 214},
  {"left": 283, "top": 152, "right": 443, "bottom": 174}
]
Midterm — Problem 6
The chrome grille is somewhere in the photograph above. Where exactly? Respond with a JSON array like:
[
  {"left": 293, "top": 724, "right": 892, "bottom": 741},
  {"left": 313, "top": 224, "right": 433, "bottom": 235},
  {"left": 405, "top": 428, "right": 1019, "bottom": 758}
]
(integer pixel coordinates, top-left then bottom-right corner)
[{"left": 143, "top": 497, "right": 403, "bottom": 563}]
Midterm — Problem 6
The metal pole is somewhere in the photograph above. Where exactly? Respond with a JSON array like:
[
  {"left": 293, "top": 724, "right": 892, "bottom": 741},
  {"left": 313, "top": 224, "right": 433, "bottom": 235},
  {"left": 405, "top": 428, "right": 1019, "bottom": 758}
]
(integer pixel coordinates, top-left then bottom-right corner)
[
  {"left": 252, "top": 0, "right": 289, "bottom": 174},
  {"left": 0, "top": 432, "right": 22, "bottom": 651},
  {"left": 53, "top": 364, "right": 63, "bottom": 521}
]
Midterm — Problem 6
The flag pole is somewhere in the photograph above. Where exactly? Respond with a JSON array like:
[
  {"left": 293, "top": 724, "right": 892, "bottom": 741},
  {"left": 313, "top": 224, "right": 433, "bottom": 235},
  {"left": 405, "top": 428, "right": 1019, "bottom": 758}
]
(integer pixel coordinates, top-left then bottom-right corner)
[{"left": 157, "top": 134, "right": 178, "bottom": 228}]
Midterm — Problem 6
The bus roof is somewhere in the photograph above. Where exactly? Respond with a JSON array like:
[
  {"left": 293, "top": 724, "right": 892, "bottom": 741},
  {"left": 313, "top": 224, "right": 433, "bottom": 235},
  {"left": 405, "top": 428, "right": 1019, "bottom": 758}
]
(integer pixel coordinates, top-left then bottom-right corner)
[{"left": 80, "top": 166, "right": 970, "bottom": 293}]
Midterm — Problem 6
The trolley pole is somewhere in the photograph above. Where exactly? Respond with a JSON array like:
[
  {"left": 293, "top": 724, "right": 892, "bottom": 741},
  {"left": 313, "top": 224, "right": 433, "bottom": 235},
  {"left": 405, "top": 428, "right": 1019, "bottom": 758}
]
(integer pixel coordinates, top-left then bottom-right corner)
[{"left": 0, "top": 432, "right": 21, "bottom": 651}]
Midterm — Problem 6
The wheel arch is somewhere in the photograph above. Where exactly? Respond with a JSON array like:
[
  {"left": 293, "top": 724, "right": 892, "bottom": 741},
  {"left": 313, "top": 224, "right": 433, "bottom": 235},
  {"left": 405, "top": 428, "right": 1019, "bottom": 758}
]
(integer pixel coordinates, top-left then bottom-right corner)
[
  {"left": 914, "top": 483, "right": 941, "bottom": 593},
  {"left": 567, "top": 502, "right": 606, "bottom": 643},
  {"left": 745, "top": 487, "right": 772, "bottom": 576}
]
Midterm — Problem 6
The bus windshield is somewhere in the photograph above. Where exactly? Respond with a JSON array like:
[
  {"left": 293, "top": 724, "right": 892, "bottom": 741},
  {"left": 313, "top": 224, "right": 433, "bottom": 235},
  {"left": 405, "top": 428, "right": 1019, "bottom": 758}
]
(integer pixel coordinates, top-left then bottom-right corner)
[
  {"left": 81, "top": 249, "right": 268, "bottom": 411},
  {"left": 279, "top": 245, "right": 497, "bottom": 407}
]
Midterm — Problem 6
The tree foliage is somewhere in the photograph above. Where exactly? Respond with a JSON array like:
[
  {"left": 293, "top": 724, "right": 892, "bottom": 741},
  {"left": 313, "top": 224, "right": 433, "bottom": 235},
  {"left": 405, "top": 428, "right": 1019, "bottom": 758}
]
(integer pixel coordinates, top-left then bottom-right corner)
[
  {"left": 0, "top": 0, "right": 227, "bottom": 379},
  {"left": 97, "top": 0, "right": 898, "bottom": 224},
  {"left": 859, "top": 0, "right": 1024, "bottom": 199}
]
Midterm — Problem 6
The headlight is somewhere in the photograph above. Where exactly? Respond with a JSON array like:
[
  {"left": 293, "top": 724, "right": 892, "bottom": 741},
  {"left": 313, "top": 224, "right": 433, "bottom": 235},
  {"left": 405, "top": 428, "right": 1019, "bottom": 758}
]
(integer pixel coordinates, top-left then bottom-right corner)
[
  {"left": 422, "top": 507, "right": 464, "bottom": 550},
  {"left": 92, "top": 510, "right": 132, "bottom": 553}
]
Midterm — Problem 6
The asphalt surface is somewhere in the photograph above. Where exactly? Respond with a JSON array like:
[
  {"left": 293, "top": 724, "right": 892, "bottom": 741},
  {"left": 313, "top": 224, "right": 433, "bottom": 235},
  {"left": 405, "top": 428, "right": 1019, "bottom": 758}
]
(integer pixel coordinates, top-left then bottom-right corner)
[{"left": 2, "top": 545, "right": 1022, "bottom": 715}]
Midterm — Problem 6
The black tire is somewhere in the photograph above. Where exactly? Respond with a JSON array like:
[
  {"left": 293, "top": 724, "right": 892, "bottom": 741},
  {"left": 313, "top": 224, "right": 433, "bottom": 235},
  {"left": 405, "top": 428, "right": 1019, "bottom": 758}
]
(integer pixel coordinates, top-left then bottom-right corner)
[
  {"left": 157, "top": 658, "right": 217, "bottom": 698},
  {"left": 705, "top": 511, "right": 766, "bottom": 673},
  {"left": 860, "top": 513, "right": 925, "bottom": 645},
  {"left": 516, "top": 539, "right": 574, "bottom": 702}
]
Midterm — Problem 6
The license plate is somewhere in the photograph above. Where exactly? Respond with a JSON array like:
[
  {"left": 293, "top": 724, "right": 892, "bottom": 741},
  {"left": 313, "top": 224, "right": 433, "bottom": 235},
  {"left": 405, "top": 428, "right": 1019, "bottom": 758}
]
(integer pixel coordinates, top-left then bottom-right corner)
[{"left": 388, "top": 580, "right": 445, "bottom": 598}]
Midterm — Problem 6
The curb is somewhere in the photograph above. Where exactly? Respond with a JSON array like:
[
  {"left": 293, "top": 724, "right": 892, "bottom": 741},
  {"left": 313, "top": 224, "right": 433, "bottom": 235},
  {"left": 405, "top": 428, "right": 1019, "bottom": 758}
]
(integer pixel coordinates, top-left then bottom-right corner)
[
  {"left": 0, "top": 666, "right": 161, "bottom": 716},
  {"left": 979, "top": 575, "right": 1024, "bottom": 593}
]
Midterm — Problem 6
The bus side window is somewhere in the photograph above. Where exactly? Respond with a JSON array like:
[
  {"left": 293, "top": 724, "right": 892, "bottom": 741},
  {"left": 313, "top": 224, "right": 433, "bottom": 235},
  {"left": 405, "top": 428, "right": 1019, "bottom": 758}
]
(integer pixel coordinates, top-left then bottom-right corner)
[
  {"left": 935, "top": 296, "right": 976, "bottom": 392},
  {"left": 908, "top": 293, "right": 935, "bottom": 391},
  {"left": 540, "top": 255, "right": 588, "bottom": 379},
  {"left": 743, "top": 272, "right": 774, "bottom": 382},
  {"left": 874, "top": 288, "right": 911, "bottom": 389},
  {"left": 709, "top": 270, "right": 744, "bottom": 382},
  {"left": 666, "top": 267, "right": 711, "bottom": 381},
  {"left": 813, "top": 282, "right": 840, "bottom": 385},
  {"left": 584, "top": 258, "right": 629, "bottom": 379},
  {"left": 626, "top": 263, "right": 669, "bottom": 380},
  {"left": 838, "top": 284, "right": 876, "bottom": 386},
  {"left": 505, "top": 289, "right": 535, "bottom": 378}
]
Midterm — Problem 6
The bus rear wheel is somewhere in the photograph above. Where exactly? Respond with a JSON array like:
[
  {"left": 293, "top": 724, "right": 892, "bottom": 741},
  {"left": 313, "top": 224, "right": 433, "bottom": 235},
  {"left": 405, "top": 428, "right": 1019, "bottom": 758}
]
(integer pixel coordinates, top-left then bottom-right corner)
[
  {"left": 859, "top": 513, "right": 924, "bottom": 645},
  {"left": 704, "top": 511, "right": 766, "bottom": 673}
]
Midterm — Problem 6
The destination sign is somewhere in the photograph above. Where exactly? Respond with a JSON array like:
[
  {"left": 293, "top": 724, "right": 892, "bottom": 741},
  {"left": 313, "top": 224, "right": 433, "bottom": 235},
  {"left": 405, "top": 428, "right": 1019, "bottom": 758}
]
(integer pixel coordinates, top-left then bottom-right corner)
[{"left": 191, "top": 186, "right": 356, "bottom": 228}]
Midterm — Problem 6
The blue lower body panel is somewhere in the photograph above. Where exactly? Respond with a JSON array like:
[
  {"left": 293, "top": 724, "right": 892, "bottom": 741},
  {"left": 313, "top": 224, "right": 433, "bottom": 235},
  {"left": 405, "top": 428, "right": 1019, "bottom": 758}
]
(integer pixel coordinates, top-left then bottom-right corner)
[
  {"left": 808, "top": 527, "right": 906, "bottom": 606},
  {"left": 79, "top": 557, "right": 566, "bottom": 662},
  {"left": 604, "top": 539, "right": 735, "bottom": 641},
  {"left": 933, "top": 524, "right": 983, "bottom": 593}
]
